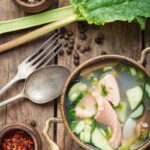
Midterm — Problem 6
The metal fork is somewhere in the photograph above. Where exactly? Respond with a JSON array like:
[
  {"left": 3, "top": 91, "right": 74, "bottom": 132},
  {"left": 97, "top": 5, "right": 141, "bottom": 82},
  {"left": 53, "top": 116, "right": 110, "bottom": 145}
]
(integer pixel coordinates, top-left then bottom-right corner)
[{"left": 0, "top": 33, "right": 63, "bottom": 96}]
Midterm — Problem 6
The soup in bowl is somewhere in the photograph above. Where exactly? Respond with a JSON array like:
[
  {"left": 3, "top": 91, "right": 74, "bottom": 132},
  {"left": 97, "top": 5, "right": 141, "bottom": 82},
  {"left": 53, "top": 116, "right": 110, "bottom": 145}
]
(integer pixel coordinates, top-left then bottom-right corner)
[{"left": 43, "top": 48, "right": 150, "bottom": 150}]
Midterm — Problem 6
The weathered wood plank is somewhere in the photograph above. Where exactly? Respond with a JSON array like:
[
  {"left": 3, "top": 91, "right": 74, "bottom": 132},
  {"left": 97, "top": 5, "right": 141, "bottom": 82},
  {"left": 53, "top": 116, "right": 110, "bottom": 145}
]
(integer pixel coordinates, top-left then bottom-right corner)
[
  {"left": 144, "top": 20, "right": 150, "bottom": 73},
  {"left": 57, "top": 1, "right": 142, "bottom": 150},
  {"left": 0, "top": 0, "right": 23, "bottom": 130},
  {"left": 0, "top": 1, "right": 56, "bottom": 150}
]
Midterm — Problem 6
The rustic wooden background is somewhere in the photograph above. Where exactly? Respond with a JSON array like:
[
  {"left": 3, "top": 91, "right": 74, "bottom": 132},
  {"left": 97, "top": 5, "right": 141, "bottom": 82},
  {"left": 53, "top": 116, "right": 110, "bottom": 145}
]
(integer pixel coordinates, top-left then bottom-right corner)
[{"left": 0, "top": 0, "right": 150, "bottom": 150}]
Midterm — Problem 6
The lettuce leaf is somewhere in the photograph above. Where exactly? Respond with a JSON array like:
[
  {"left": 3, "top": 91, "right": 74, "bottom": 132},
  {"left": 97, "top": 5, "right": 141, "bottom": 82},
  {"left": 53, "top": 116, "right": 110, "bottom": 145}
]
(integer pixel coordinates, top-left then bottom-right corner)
[{"left": 71, "top": 0, "right": 150, "bottom": 29}]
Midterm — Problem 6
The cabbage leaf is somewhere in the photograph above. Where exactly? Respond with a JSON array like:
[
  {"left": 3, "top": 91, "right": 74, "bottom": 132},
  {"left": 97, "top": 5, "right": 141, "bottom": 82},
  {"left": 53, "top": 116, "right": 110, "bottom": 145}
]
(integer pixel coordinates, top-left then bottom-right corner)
[{"left": 71, "top": 0, "right": 150, "bottom": 29}]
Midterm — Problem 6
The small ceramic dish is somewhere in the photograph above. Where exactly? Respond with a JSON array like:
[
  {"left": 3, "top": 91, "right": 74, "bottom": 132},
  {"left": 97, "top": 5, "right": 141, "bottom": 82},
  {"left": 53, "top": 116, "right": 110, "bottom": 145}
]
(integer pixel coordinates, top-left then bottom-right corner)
[
  {"left": 0, "top": 123, "right": 42, "bottom": 150},
  {"left": 13, "top": 0, "right": 51, "bottom": 13}
]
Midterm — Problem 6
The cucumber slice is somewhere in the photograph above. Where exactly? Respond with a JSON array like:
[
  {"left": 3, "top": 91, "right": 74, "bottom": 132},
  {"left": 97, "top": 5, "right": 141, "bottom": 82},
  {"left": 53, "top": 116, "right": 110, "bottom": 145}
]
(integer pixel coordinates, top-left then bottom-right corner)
[
  {"left": 74, "top": 121, "right": 85, "bottom": 135},
  {"left": 79, "top": 124, "right": 92, "bottom": 143},
  {"left": 118, "top": 146, "right": 129, "bottom": 150},
  {"left": 126, "top": 86, "right": 143, "bottom": 110},
  {"left": 129, "top": 67, "right": 137, "bottom": 76},
  {"left": 107, "top": 127, "right": 112, "bottom": 139},
  {"left": 103, "top": 66, "right": 113, "bottom": 72},
  {"left": 83, "top": 125, "right": 92, "bottom": 143},
  {"left": 68, "top": 82, "right": 87, "bottom": 102},
  {"left": 99, "top": 127, "right": 112, "bottom": 140},
  {"left": 122, "top": 118, "right": 137, "bottom": 147},
  {"left": 91, "top": 128, "right": 114, "bottom": 150},
  {"left": 80, "top": 131, "right": 84, "bottom": 141},
  {"left": 145, "top": 83, "right": 150, "bottom": 98},
  {"left": 130, "top": 104, "right": 144, "bottom": 119},
  {"left": 115, "top": 101, "right": 128, "bottom": 123}
]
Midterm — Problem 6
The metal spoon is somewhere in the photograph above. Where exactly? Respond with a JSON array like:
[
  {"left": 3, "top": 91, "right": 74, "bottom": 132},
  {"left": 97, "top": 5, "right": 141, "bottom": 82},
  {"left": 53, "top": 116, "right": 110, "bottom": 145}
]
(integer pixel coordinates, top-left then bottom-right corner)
[{"left": 0, "top": 65, "right": 70, "bottom": 108}]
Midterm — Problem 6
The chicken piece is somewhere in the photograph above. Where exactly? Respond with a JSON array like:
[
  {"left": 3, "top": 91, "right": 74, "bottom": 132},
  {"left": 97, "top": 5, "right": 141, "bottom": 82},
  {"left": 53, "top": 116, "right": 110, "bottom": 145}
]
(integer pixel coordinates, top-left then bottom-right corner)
[
  {"left": 95, "top": 99, "right": 122, "bottom": 148},
  {"left": 91, "top": 86, "right": 104, "bottom": 111},
  {"left": 100, "top": 73, "right": 121, "bottom": 106},
  {"left": 92, "top": 85, "right": 122, "bottom": 149},
  {"left": 75, "top": 95, "right": 97, "bottom": 119}
]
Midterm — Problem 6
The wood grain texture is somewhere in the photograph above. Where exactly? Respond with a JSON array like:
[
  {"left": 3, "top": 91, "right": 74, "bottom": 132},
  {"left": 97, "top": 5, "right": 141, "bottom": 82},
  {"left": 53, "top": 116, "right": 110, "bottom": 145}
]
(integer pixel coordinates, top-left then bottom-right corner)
[
  {"left": 0, "top": 1, "right": 55, "bottom": 150},
  {"left": 57, "top": 1, "right": 142, "bottom": 150},
  {"left": 144, "top": 19, "right": 150, "bottom": 73},
  {"left": 0, "top": 0, "right": 150, "bottom": 150}
]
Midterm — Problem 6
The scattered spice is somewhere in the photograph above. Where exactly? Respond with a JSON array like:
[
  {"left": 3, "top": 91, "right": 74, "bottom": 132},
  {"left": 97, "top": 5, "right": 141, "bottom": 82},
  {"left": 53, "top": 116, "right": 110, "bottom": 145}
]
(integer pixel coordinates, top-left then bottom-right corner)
[
  {"left": 67, "top": 31, "right": 73, "bottom": 36},
  {"left": 30, "top": 120, "right": 36, "bottom": 127},
  {"left": 60, "top": 27, "right": 67, "bottom": 34},
  {"left": 59, "top": 50, "right": 64, "bottom": 56},
  {"left": 60, "top": 34, "right": 64, "bottom": 39},
  {"left": 79, "top": 28, "right": 85, "bottom": 33},
  {"left": 68, "top": 44, "right": 74, "bottom": 50},
  {"left": 79, "top": 33, "right": 87, "bottom": 40},
  {"left": 2, "top": 130, "right": 34, "bottom": 150},
  {"left": 80, "top": 47, "right": 85, "bottom": 53},
  {"left": 64, "top": 34, "right": 69, "bottom": 40},
  {"left": 69, "top": 38, "right": 74, "bottom": 44},
  {"left": 95, "top": 34, "right": 104, "bottom": 45},
  {"left": 74, "top": 52, "right": 80, "bottom": 59},
  {"left": 78, "top": 22, "right": 89, "bottom": 33},
  {"left": 67, "top": 49, "right": 72, "bottom": 55},
  {"left": 77, "top": 44, "right": 81, "bottom": 49},
  {"left": 64, "top": 41, "right": 68, "bottom": 47},
  {"left": 74, "top": 59, "right": 80, "bottom": 66},
  {"left": 101, "top": 51, "right": 107, "bottom": 55},
  {"left": 21, "top": 0, "right": 41, "bottom": 4},
  {"left": 84, "top": 45, "right": 91, "bottom": 52}
]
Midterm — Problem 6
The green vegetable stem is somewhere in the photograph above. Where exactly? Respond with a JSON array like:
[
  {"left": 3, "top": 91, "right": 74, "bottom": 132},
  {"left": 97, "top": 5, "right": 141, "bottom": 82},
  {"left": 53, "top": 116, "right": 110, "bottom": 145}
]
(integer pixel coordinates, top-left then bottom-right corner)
[{"left": 0, "top": 0, "right": 150, "bottom": 52}]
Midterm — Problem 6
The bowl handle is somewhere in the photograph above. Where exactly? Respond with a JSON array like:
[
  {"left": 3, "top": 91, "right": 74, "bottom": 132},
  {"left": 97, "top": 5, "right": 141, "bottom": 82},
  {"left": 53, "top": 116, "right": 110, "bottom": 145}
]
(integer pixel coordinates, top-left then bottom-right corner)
[
  {"left": 42, "top": 117, "right": 62, "bottom": 150},
  {"left": 139, "top": 47, "right": 150, "bottom": 65}
]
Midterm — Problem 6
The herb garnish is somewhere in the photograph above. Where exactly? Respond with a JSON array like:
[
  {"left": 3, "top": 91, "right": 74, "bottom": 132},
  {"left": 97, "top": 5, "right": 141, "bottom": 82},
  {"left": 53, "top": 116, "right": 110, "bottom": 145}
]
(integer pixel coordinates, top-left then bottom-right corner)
[{"left": 101, "top": 84, "right": 108, "bottom": 97}]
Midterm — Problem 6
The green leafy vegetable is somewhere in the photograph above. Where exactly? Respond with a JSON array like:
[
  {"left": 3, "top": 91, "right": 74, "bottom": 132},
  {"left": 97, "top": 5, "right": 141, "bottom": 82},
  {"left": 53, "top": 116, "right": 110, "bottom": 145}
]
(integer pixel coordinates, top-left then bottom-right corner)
[
  {"left": 71, "top": 0, "right": 150, "bottom": 29},
  {"left": 0, "top": 0, "right": 150, "bottom": 51}
]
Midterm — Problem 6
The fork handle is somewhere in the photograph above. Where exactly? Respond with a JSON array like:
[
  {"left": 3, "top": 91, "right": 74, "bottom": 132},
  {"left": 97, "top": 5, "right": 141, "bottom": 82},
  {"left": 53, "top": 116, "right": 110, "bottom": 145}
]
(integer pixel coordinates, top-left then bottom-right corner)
[
  {"left": 0, "top": 92, "right": 24, "bottom": 108},
  {"left": 0, "top": 74, "right": 23, "bottom": 96}
]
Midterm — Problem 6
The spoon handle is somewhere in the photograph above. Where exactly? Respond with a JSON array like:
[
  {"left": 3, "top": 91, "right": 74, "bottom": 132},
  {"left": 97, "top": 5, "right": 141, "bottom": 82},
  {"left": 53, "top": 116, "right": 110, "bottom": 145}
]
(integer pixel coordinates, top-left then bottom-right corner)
[{"left": 0, "top": 92, "right": 24, "bottom": 108}]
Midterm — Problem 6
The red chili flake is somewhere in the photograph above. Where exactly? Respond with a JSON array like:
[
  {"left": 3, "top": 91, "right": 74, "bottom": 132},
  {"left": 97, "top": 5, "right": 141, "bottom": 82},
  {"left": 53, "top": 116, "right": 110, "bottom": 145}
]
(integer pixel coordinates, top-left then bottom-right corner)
[{"left": 1, "top": 130, "right": 34, "bottom": 150}]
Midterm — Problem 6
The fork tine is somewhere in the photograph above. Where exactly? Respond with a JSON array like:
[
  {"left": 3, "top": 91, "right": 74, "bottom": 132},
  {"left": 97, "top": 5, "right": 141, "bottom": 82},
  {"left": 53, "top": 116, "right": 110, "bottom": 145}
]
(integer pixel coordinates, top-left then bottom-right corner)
[
  {"left": 34, "top": 40, "right": 64, "bottom": 69},
  {"left": 22, "top": 32, "right": 58, "bottom": 63},
  {"left": 29, "top": 35, "right": 60, "bottom": 65},
  {"left": 40, "top": 41, "right": 65, "bottom": 68}
]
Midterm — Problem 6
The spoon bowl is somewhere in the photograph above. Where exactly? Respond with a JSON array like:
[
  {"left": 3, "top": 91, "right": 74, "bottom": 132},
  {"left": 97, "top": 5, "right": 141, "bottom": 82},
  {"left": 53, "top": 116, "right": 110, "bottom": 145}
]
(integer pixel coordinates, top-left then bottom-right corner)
[
  {"left": 25, "top": 65, "right": 70, "bottom": 104},
  {"left": 0, "top": 65, "right": 70, "bottom": 107}
]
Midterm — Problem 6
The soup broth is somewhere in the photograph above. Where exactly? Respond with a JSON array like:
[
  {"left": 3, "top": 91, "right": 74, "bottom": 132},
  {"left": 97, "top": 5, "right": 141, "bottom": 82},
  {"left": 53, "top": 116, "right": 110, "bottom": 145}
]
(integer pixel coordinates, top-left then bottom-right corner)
[{"left": 65, "top": 61, "right": 150, "bottom": 150}]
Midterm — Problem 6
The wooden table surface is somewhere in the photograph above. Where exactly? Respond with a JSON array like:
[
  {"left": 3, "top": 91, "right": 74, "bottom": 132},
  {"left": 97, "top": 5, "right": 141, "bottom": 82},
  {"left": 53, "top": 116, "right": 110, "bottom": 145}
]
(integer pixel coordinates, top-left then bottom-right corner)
[{"left": 0, "top": 0, "right": 150, "bottom": 150}]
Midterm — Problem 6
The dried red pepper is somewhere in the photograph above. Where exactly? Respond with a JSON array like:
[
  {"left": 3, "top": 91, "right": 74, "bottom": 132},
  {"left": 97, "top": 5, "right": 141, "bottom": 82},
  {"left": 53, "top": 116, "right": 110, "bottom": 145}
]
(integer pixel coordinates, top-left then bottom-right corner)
[{"left": 2, "top": 130, "right": 34, "bottom": 150}]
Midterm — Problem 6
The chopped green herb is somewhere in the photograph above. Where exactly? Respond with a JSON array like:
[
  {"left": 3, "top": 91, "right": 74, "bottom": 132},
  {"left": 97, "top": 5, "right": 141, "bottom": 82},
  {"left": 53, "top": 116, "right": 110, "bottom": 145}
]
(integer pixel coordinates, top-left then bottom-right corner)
[
  {"left": 119, "top": 63, "right": 129, "bottom": 72},
  {"left": 137, "top": 70, "right": 144, "bottom": 79},
  {"left": 88, "top": 76, "right": 98, "bottom": 83},
  {"left": 73, "top": 93, "right": 84, "bottom": 105},
  {"left": 95, "top": 103, "right": 98, "bottom": 110},
  {"left": 101, "top": 84, "right": 108, "bottom": 97},
  {"left": 80, "top": 105, "right": 86, "bottom": 109}
]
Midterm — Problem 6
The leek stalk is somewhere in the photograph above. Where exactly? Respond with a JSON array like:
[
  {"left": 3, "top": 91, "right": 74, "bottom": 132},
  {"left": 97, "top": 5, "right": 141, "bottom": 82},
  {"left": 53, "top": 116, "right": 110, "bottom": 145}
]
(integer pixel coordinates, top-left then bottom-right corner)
[
  {"left": 0, "top": 6, "right": 74, "bottom": 34},
  {"left": 0, "top": 14, "right": 78, "bottom": 53}
]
